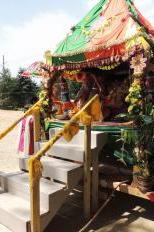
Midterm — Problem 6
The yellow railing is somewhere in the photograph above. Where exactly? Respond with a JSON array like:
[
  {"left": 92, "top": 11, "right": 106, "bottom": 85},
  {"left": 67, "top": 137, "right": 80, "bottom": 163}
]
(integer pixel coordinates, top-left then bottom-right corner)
[
  {"left": 0, "top": 94, "right": 100, "bottom": 232},
  {"left": 28, "top": 94, "right": 99, "bottom": 232},
  {"left": 0, "top": 100, "right": 42, "bottom": 140}
]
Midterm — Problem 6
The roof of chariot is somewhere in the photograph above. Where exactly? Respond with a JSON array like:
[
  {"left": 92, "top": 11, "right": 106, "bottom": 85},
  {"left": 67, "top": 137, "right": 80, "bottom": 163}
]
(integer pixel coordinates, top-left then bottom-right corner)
[{"left": 50, "top": 0, "right": 154, "bottom": 70}]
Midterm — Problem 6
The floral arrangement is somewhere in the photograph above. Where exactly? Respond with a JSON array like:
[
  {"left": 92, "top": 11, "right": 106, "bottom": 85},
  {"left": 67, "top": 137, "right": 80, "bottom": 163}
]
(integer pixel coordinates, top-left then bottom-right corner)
[
  {"left": 115, "top": 53, "right": 154, "bottom": 192},
  {"left": 125, "top": 77, "right": 143, "bottom": 115},
  {"left": 125, "top": 53, "right": 147, "bottom": 115},
  {"left": 39, "top": 90, "right": 50, "bottom": 114},
  {"left": 130, "top": 54, "right": 147, "bottom": 75}
]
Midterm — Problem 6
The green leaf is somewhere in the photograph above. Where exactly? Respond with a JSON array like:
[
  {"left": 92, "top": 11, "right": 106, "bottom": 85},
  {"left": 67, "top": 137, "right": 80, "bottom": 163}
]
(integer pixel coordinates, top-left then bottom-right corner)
[
  {"left": 141, "top": 115, "right": 153, "bottom": 125},
  {"left": 114, "top": 150, "right": 135, "bottom": 165}
]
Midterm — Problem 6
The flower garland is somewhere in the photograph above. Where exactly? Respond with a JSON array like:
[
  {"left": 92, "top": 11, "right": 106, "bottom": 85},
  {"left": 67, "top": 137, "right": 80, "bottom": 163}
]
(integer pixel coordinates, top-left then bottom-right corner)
[
  {"left": 126, "top": 53, "right": 147, "bottom": 115},
  {"left": 98, "top": 62, "right": 120, "bottom": 70},
  {"left": 130, "top": 54, "right": 147, "bottom": 74},
  {"left": 125, "top": 77, "right": 143, "bottom": 114},
  {"left": 39, "top": 90, "right": 49, "bottom": 113}
]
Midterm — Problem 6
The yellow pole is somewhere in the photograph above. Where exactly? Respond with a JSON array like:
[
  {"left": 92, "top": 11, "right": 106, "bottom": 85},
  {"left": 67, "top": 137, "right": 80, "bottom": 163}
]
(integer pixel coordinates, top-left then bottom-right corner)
[
  {"left": 29, "top": 94, "right": 99, "bottom": 232},
  {"left": 84, "top": 125, "right": 91, "bottom": 220},
  {"left": 0, "top": 100, "right": 42, "bottom": 140},
  {"left": 30, "top": 180, "right": 41, "bottom": 232},
  {"left": 33, "top": 107, "right": 41, "bottom": 142}
]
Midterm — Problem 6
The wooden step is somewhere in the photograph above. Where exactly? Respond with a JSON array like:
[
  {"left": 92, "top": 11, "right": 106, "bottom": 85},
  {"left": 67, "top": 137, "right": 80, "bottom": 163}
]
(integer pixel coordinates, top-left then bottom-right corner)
[
  {"left": 39, "top": 128, "right": 107, "bottom": 162},
  {"left": 19, "top": 156, "right": 83, "bottom": 188},
  {"left": 38, "top": 141, "right": 85, "bottom": 162},
  {"left": 49, "top": 128, "right": 107, "bottom": 150},
  {"left": 4, "top": 172, "right": 66, "bottom": 211},
  {"left": 0, "top": 192, "right": 47, "bottom": 232},
  {"left": 39, "top": 142, "right": 97, "bottom": 162},
  {"left": 0, "top": 172, "right": 69, "bottom": 232}
]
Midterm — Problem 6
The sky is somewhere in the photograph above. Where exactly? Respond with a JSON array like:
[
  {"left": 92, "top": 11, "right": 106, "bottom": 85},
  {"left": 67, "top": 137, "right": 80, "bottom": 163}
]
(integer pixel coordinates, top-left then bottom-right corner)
[{"left": 0, "top": 0, "right": 154, "bottom": 75}]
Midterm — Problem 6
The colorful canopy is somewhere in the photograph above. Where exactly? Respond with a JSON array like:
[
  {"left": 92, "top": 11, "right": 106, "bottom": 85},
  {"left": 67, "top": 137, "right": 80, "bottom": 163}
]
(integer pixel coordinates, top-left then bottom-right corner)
[{"left": 51, "top": 0, "right": 154, "bottom": 70}]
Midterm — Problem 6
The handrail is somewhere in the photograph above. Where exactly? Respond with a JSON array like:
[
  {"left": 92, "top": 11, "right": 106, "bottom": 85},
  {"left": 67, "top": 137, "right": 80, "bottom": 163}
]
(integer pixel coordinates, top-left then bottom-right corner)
[
  {"left": 28, "top": 94, "right": 99, "bottom": 232},
  {"left": 0, "top": 100, "right": 42, "bottom": 140}
]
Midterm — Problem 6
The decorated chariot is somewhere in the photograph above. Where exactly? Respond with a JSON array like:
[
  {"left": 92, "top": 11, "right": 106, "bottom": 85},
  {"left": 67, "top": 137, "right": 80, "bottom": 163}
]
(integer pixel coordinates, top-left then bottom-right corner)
[{"left": 1, "top": 0, "right": 154, "bottom": 231}]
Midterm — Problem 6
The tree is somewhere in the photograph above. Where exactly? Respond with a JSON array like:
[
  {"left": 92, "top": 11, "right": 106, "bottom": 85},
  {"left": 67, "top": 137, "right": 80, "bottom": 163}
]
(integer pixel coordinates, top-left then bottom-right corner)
[
  {"left": 0, "top": 68, "right": 39, "bottom": 109},
  {"left": 10, "top": 69, "right": 39, "bottom": 108},
  {"left": 0, "top": 68, "right": 14, "bottom": 108}
]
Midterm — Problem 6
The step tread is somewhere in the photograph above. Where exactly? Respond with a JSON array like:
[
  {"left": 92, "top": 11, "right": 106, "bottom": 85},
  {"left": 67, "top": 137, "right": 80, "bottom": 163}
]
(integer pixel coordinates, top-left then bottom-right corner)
[
  {"left": 20, "top": 156, "right": 82, "bottom": 171},
  {"left": 6, "top": 172, "right": 65, "bottom": 195},
  {"left": 40, "top": 142, "right": 84, "bottom": 150},
  {"left": 0, "top": 192, "right": 47, "bottom": 221},
  {"left": 19, "top": 157, "right": 83, "bottom": 187},
  {"left": 40, "top": 141, "right": 96, "bottom": 150},
  {"left": 41, "top": 156, "right": 82, "bottom": 171}
]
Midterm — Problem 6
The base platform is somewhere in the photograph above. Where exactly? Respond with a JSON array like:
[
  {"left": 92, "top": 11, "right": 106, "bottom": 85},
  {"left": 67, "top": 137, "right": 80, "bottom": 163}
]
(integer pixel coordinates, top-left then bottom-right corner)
[{"left": 45, "top": 120, "right": 133, "bottom": 134}]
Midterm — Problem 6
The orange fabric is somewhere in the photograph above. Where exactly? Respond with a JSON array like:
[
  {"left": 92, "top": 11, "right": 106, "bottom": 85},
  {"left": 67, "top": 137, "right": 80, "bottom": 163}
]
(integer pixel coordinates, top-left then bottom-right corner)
[
  {"left": 62, "top": 102, "right": 74, "bottom": 111},
  {"left": 53, "top": 100, "right": 63, "bottom": 115},
  {"left": 85, "top": 43, "right": 126, "bottom": 60},
  {"left": 87, "top": 0, "right": 137, "bottom": 51},
  {"left": 63, "top": 123, "right": 79, "bottom": 142}
]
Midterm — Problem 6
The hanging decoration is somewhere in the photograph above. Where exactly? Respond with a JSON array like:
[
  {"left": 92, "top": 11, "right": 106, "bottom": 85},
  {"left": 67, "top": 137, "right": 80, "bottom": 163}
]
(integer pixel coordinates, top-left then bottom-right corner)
[
  {"left": 98, "top": 62, "right": 120, "bottom": 70},
  {"left": 130, "top": 53, "right": 147, "bottom": 75},
  {"left": 63, "top": 70, "right": 80, "bottom": 81},
  {"left": 126, "top": 52, "right": 147, "bottom": 115},
  {"left": 82, "top": 15, "right": 116, "bottom": 38},
  {"left": 125, "top": 77, "right": 143, "bottom": 115}
]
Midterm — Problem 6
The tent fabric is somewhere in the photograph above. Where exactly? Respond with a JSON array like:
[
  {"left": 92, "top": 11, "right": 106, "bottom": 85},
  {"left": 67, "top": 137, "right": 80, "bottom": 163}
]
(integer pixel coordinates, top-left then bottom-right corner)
[{"left": 51, "top": 0, "right": 154, "bottom": 69}]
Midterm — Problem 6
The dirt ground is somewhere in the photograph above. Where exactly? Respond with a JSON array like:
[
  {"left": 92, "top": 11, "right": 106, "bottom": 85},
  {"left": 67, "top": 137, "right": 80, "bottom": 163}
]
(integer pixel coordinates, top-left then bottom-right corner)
[
  {"left": 0, "top": 110, "right": 23, "bottom": 173},
  {"left": 0, "top": 110, "right": 154, "bottom": 232}
]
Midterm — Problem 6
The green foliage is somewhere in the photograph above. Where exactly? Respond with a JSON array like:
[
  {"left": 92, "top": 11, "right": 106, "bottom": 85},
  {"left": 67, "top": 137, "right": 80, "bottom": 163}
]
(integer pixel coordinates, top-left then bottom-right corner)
[
  {"left": 115, "top": 103, "right": 154, "bottom": 177},
  {"left": 0, "top": 68, "right": 39, "bottom": 109},
  {"left": 0, "top": 68, "right": 15, "bottom": 108},
  {"left": 114, "top": 150, "right": 135, "bottom": 166}
]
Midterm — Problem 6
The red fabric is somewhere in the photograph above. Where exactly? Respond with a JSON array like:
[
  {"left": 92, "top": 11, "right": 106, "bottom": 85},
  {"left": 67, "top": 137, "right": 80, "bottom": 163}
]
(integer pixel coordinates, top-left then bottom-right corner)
[
  {"left": 29, "top": 117, "right": 34, "bottom": 155},
  {"left": 85, "top": 43, "right": 126, "bottom": 60},
  {"left": 62, "top": 102, "right": 74, "bottom": 111},
  {"left": 87, "top": 0, "right": 135, "bottom": 49},
  {"left": 147, "top": 193, "right": 154, "bottom": 202}
]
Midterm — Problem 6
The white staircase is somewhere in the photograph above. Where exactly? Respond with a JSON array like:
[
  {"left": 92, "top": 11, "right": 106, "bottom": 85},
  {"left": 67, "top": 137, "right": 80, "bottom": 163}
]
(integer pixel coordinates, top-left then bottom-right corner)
[{"left": 0, "top": 129, "right": 107, "bottom": 232}]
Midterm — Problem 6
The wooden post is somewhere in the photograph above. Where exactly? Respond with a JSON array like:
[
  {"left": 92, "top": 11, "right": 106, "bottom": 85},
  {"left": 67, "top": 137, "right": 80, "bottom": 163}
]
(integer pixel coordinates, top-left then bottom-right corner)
[
  {"left": 92, "top": 150, "right": 99, "bottom": 213},
  {"left": 33, "top": 107, "right": 41, "bottom": 142},
  {"left": 30, "top": 180, "right": 41, "bottom": 232},
  {"left": 84, "top": 125, "right": 91, "bottom": 220}
]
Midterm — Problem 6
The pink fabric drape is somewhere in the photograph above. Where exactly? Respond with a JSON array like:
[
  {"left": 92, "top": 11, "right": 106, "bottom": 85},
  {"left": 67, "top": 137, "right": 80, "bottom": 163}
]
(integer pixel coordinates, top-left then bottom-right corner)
[{"left": 18, "top": 116, "right": 34, "bottom": 156}]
